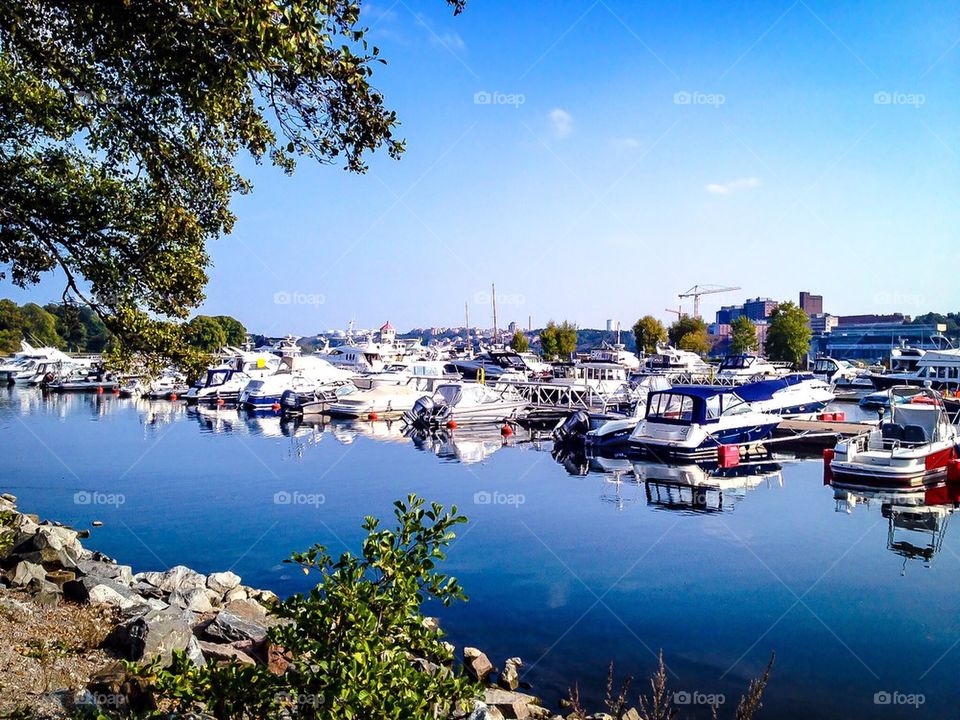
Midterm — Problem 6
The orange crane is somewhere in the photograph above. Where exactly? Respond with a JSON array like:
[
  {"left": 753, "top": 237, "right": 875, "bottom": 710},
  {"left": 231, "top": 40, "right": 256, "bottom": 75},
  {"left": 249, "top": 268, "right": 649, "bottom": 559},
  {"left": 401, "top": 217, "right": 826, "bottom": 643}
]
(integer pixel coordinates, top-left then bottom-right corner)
[{"left": 679, "top": 285, "right": 741, "bottom": 319}]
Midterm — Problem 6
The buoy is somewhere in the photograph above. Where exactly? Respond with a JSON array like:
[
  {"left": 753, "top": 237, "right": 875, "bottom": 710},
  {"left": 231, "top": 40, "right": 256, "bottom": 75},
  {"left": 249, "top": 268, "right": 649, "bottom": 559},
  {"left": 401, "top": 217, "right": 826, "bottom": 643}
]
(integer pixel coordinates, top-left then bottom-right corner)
[
  {"left": 169, "top": 394, "right": 177, "bottom": 401},
  {"left": 112, "top": 388, "right": 120, "bottom": 395},
  {"left": 501, "top": 424, "right": 513, "bottom": 437},
  {"left": 272, "top": 403, "right": 281, "bottom": 411},
  {"left": 97, "top": 386, "right": 104, "bottom": 394},
  {"left": 718, "top": 444, "right": 740, "bottom": 468},
  {"left": 369, "top": 412, "right": 379, "bottom": 421},
  {"left": 823, "top": 448, "right": 835, "bottom": 485},
  {"left": 216, "top": 398, "right": 225, "bottom": 407},
  {"left": 446, "top": 420, "right": 458, "bottom": 430},
  {"left": 92, "top": 520, "right": 103, "bottom": 527}
]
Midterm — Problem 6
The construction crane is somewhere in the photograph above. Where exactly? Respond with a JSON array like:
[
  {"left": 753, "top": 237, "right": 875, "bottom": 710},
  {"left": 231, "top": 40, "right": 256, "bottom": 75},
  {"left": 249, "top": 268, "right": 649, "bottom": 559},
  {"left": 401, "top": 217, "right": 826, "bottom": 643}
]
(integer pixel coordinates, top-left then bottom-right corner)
[
  {"left": 679, "top": 284, "right": 741, "bottom": 319},
  {"left": 664, "top": 307, "right": 683, "bottom": 319}
]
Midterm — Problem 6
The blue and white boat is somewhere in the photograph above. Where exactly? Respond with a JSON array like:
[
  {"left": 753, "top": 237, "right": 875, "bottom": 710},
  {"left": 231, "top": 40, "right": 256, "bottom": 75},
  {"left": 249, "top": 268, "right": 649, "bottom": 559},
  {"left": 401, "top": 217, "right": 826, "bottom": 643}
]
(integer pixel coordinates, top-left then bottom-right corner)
[
  {"left": 628, "top": 386, "right": 782, "bottom": 460},
  {"left": 734, "top": 373, "right": 834, "bottom": 419}
]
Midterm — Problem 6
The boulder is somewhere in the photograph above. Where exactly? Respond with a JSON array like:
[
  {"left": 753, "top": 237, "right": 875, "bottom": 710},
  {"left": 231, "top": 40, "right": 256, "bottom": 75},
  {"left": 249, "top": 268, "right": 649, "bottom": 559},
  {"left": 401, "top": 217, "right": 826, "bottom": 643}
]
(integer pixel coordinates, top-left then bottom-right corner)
[
  {"left": 10, "top": 527, "right": 82, "bottom": 569},
  {"left": 247, "top": 587, "right": 279, "bottom": 606},
  {"left": 468, "top": 702, "right": 506, "bottom": 720},
  {"left": 483, "top": 689, "right": 541, "bottom": 720},
  {"left": 185, "top": 635, "right": 207, "bottom": 667},
  {"left": 0, "top": 595, "right": 34, "bottom": 621},
  {"left": 105, "top": 607, "right": 196, "bottom": 666},
  {"left": 8, "top": 560, "right": 46, "bottom": 587},
  {"left": 64, "top": 575, "right": 148, "bottom": 610},
  {"left": 204, "top": 609, "right": 268, "bottom": 644},
  {"left": 463, "top": 647, "right": 494, "bottom": 682},
  {"left": 499, "top": 657, "right": 523, "bottom": 691},
  {"left": 77, "top": 558, "right": 134, "bottom": 586},
  {"left": 169, "top": 587, "right": 219, "bottom": 613},
  {"left": 266, "top": 643, "right": 291, "bottom": 675},
  {"left": 136, "top": 566, "right": 206, "bottom": 594},
  {"left": 223, "top": 598, "right": 267, "bottom": 619},
  {"left": 198, "top": 640, "right": 257, "bottom": 665},
  {"left": 207, "top": 571, "right": 241, "bottom": 594},
  {"left": 223, "top": 586, "right": 248, "bottom": 603},
  {"left": 87, "top": 583, "right": 146, "bottom": 610}
]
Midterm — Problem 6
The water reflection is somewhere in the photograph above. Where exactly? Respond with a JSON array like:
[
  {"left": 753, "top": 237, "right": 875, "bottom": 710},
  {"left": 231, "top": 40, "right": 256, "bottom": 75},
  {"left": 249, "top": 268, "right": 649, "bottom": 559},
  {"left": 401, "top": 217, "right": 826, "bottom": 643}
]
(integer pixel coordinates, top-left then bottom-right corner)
[{"left": 833, "top": 485, "right": 954, "bottom": 572}]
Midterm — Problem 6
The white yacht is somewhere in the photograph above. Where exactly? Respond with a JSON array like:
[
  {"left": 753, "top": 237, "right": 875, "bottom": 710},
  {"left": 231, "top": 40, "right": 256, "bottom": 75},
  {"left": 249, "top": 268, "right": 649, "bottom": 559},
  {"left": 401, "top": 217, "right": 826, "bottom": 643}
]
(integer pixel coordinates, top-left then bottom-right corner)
[
  {"left": 638, "top": 346, "right": 713, "bottom": 380},
  {"left": 869, "top": 348, "right": 960, "bottom": 393},
  {"left": 237, "top": 356, "right": 353, "bottom": 410},
  {"left": 402, "top": 382, "right": 528, "bottom": 427},
  {"left": 0, "top": 342, "right": 83, "bottom": 384},
  {"left": 715, "top": 354, "right": 789, "bottom": 383},
  {"left": 550, "top": 360, "right": 632, "bottom": 397},
  {"left": 351, "top": 360, "right": 459, "bottom": 391},
  {"left": 185, "top": 352, "right": 282, "bottom": 405},
  {"left": 327, "top": 381, "right": 434, "bottom": 419},
  {"left": 733, "top": 373, "right": 835, "bottom": 419},
  {"left": 319, "top": 322, "right": 410, "bottom": 373},
  {"left": 588, "top": 343, "right": 641, "bottom": 371}
]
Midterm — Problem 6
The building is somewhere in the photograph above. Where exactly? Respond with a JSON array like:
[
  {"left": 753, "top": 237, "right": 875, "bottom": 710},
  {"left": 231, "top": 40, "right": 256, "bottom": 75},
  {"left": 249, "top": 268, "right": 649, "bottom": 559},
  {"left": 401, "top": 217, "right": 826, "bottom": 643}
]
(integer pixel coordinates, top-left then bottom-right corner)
[
  {"left": 716, "top": 305, "right": 743, "bottom": 325},
  {"left": 606, "top": 319, "right": 614, "bottom": 332},
  {"left": 799, "top": 291, "right": 823, "bottom": 316},
  {"left": 743, "top": 297, "right": 778, "bottom": 321},
  {"left": 809, "top": 313, "right": 838, "bottom": 335},
  {"left": 837, "top": 313, "right": 906, "bottom": 326},
  {"left": 508, "top": 321, "right": 519, "bottom": 334},
  {"left": 378, "top": 321, "right": 396, "bottom": 344},
  {"left": 813, "top": 322, "right": 942, "bottom": 362}
]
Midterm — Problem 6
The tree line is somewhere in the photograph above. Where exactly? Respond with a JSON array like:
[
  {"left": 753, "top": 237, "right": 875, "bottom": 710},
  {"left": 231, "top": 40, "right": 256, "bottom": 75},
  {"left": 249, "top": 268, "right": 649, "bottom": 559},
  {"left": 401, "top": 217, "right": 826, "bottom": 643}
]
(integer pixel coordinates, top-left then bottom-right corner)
[{"left": 0, "top": 299, "right": 246, "bottom": 356}]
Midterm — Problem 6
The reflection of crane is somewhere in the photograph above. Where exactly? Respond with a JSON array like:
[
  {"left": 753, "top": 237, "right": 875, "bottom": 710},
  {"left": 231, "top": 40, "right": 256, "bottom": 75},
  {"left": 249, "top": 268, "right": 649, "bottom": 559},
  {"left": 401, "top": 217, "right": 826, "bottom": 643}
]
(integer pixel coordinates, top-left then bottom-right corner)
[{"left": 679, "top": 285, "right": 741, "bottom": 319}]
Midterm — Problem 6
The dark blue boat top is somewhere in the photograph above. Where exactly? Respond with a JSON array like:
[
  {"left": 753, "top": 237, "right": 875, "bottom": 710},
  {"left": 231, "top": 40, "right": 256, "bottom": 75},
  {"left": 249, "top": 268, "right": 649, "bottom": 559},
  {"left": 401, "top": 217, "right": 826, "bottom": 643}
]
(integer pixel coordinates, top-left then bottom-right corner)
[{"left": 734, "top": 373, "right": 815, "bottom": 403}]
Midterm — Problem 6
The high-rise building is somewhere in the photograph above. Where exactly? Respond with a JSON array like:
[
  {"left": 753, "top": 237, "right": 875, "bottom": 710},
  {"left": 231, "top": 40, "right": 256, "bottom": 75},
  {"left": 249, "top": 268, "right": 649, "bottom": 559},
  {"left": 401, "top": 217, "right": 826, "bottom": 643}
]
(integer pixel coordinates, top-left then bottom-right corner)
[
  {"left": 606, "top": 319, "right": 614, "bottom": 332},
  {"left": 743, "top": 297, "right": 778, "bottom": 321},
  {"left": 716, "top": 305, "right": 743, "bottom": 325},
  {"left": 799, "top": 291, "right": 823, "bottom": 316}
]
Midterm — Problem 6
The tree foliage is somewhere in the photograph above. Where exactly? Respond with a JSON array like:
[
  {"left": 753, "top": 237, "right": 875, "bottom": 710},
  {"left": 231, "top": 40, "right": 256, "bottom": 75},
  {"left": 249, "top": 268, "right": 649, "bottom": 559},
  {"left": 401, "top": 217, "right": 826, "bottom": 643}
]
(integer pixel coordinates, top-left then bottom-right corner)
[
  {"left": 539, "top": 320, "right": 577, "bottom": 361},
  {"left": 184, "top": 316, "right": 228, "bottom": 353},
  {"left": 632, "top": 315, "right": 667, "bottom": 356},
  {"left": 729, "top": 315, "right": 758, "bottom": 355},
  {"left": 764, "top": 301, "right": 811, "bottom": 367},
  {"left": 214, "top": 315, "right": 248, "bottom": 347},
  {"left": 0, "top": 0, "right": 464, "bottom": 366},
  {"left": 667, "top": 316, "right": 707, "bottom": 347},
  {"left": 509, "top": 330, "right": 529, "bottom": 353},
  {"left": 138, "top": 496, "right": 479, "bottom": 719}
]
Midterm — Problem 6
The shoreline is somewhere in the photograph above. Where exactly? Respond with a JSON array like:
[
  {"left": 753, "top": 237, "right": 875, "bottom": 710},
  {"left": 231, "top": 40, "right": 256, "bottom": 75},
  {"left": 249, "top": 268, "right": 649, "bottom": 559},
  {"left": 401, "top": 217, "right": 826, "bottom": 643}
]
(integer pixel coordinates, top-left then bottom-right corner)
[{"left": 0, "top": 492, "right": 565, "bottom": 719}]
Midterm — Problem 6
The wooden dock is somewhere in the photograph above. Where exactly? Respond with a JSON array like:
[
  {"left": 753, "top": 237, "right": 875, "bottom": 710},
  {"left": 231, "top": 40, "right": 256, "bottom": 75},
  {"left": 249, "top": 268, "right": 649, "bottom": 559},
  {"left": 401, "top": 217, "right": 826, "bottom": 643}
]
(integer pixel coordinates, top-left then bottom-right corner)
[{"left": 769, "top": 418, "right": 875, "bottom": 454}]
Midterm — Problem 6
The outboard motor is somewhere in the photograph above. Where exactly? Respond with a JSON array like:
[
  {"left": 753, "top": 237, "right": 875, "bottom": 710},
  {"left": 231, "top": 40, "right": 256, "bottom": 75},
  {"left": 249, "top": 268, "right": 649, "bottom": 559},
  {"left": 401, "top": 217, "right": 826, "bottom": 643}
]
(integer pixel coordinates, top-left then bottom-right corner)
[
  {"left": 280, "top": 389, "right": 301, "bottom": 415},
  {"left": 553, "top": 410, "right": 591, "bottom": 444},
  {"left": 405, "top": 396, "right": 437, "bottom": 427}
]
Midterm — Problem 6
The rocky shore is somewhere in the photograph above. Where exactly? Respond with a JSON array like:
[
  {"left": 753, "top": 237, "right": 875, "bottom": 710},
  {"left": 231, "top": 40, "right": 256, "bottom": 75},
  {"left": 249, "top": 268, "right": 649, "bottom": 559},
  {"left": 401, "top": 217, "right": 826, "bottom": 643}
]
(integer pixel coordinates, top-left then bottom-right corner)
[{"left": 0, "top": 494, "right": 598, "bottom": 720}]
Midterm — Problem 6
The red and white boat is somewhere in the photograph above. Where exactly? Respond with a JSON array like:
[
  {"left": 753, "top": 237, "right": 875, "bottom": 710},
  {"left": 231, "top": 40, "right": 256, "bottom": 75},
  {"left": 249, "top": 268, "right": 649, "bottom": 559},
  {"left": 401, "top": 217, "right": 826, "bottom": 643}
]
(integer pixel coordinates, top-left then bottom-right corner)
[{"left": 827, "top": 387, "right": 960, "bottom": 491}]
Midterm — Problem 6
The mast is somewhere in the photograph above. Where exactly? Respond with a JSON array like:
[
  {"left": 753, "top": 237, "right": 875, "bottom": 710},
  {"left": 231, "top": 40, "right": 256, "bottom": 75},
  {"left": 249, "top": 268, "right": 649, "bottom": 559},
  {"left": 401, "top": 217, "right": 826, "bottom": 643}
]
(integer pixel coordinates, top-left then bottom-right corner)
[
  {"left": 465, "top": 301, "right": 470, "bottom": 349},
  {"left": 492, "top": 283, "right": 498, "bottom": 344}
]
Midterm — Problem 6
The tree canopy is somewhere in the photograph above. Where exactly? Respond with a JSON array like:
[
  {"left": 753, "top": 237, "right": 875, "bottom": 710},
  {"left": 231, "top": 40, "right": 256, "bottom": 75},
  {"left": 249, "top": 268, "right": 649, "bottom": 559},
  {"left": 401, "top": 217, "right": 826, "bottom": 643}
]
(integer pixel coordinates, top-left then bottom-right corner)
[
  {"left": 539, "top": 320, "right": 577, "bottom": 361},
  {"left": 509, "top": 330, "right": 529, "bottom": 353},
  {"left": 632, "top": 315, "right": 667, "bottom": 356},
  {"left": 765, "top": 301, "right": 812, "bottom": 367},
  {"left": 0, "top": 0, "right": 464, "bottom": 366},
  {"left": 729, "top": 315, "right": 758, "bottom": 355},
  {"left": 667, "top": 316, "right": 707, "bottom": 347}
]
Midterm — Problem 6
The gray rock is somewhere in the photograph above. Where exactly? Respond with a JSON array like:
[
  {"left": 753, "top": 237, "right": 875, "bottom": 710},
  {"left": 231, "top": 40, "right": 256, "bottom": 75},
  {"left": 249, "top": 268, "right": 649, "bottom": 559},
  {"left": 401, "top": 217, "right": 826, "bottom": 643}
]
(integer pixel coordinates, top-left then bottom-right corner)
[
  {"left": 198, "top": 639, "right": 257, "bottom": 665},
  {"left": 169, "top": 587, "right": 219, "bottom": 613},
  {"left": 464, "top": 646, "right": 494, "bottom": 682},
  {"left": 88, "top": 584, "right": 145, "bottom": 610},
  {"left": 468, "top": 702, "right": 506, "bottom": 720},
  {"left": 8, "top": 560, "right": 46, "bottom": 587},
  {"left": 105, "top": 607, "right": 196, "bottom": 666},
  {"left": 483, "top": 689, "right": 543, "bottom": 720},
  {"left": 223, "top": 586, "right": 247, "bottom": 603},
  {"left": 207, "top": 571, "right": 241, "bottom": 594},
  {"left": 10, "top": 527, "right": 82, "bottom": 568},
  {"left": 64, "top": 575, "right": 148, "bottom": 611},
  {"left": 0, "top": 596, "right": 34, "bottom": 621},
  {"left": 499, "top": 657, "right": 522, "bottom": 690},
  {"left": 76, "top": 558, "right": 134, "bottom": 586},
  {"left": 137, "top": 565, "right": 206, "bottom": 594},
  {"left": 185, "top": 635, "right": 207, "bottom": 667},
  {"left": 204, "top": 609, "right": 268, "bottom": 643}
]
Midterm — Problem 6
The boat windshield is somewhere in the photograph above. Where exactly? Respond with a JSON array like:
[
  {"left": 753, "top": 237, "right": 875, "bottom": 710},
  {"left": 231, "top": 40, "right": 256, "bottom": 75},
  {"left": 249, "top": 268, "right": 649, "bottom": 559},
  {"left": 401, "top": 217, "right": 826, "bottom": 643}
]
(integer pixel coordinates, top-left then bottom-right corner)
[
  {"left": 437, "top": 385, "right": 462, "bottom": 406},
  {"left": 721, "top": 356, "right": 755, "bottom": 370},
  {"left": 206, "top": 369, "right": 231, "bottom": 387},
  {"left": 647, "top": 393, "right": 696, "bottom": 422}
]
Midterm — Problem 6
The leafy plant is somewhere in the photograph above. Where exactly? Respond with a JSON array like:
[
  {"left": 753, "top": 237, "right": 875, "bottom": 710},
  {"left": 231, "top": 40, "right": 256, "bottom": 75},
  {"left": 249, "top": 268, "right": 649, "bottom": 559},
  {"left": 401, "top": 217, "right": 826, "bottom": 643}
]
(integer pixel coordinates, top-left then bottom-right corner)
[
  {"left": 764, "top": 302, "right": 811, "bottom": 367},
  {"left": 135, "top": 496, "right": 479, "bottom": 719},
  {"left": 632, "top": 315, "right": 667, "bottom": 356},
  {"left": 509, "top": 330, "right": 529, "bottom": 353},
  {"left": 729, "top": 316, "right": 758, "bottom": 355}
]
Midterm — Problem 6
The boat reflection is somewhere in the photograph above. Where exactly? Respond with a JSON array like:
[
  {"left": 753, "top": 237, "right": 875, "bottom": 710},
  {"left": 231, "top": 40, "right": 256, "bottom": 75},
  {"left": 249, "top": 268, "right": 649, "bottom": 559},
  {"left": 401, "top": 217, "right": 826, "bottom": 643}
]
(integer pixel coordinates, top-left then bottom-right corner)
[
  {"left": 832, "top": 484, "right": 955, "bottom": 572},
  {"left": 638, "top": 460, "right": 783, "bottom": 514},
  {"left": 407, "top": 425, "right": 511, "bottom": 464}
]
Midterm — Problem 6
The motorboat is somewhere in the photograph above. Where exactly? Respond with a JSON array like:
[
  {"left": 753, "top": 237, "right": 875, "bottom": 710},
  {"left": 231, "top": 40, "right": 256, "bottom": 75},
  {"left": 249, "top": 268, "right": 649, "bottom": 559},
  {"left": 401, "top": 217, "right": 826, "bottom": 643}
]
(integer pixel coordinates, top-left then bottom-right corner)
[
  {"left": 402, "top": 382, "right": 528, "bottom": 427},
  {"left": 279, "top": 384, "right": 356, "bottom": 416},
  {"left": 628, "top": 385, "right": 782, "bottom": 460},
  {"left": 552, "top": 375, "right": 672, "bottom": 449},
  {"left": 46, "top": 366, "right": 120, "bottom": 392},
  {"left": 327, "top": 381, "right": 434, "bottom": 419},
  {"left": 351, "top": 360, "right": 460, "bottom": 390},
  {"left": 636, "top": 346, "right": 713, "bottom": 380},
  {"left": 828, "top": 387, "right": 960, "bottom": 490},
  {"left": 237, "top": 356, "right": 353, "bottom": 410},
  {"left": 119, "top": 370, "right": 189, "bottom": 399},
  {"left": 811, "top": 357, "right": 864, "bottom": 387},
  {"left": 0, "top": 342, "right": 85, "bottom": 384},
  {"left": 869, "top": 348, "right": 960, "bottom": 393},
  {"left": 715, "top": 354, "right": 789, "bottom": 383},
  {"left": 587, "top": 342, "right": 641, "bottom": 371},
  {"left": 859, "top": 385, "right": 926, "bottom": 410},
  {"left": 734, "top": 373, "right": 835, "bottom": 419},
  {"left": 184, "top": 352, "right": 282, "bottom": 405}
]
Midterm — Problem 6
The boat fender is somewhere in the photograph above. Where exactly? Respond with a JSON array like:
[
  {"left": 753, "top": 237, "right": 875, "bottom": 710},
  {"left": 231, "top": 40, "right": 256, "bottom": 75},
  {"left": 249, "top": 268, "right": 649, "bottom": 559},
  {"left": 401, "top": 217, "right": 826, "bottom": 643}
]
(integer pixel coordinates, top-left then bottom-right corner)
[
  {"left": 369, "top": 412, "right": 379, "bottom": 421},
  {"left": 948, "top": 458, "right": 960, "bottom": 484},
  {"left": 272, "top": 403, "right": 281, "bottom": 411},
  {"left": 501, "top": 424, "right": 513, "bottom": 437},
  {"left": 446, "top": 420, "right": 457, "bottom": 430},
  {"left": 169, "top": 394, "right": 178, "bottom": 401},
  {"left": 823, "top": 448, "right": 835, "bottom": 485}
]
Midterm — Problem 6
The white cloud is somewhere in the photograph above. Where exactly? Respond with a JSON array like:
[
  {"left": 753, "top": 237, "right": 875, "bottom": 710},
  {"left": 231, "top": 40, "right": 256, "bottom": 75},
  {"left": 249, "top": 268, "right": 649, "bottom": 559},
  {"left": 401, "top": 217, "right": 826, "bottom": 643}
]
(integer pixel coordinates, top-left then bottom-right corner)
[
  {"left": 705, "top": 177, "right": 761, "bottom": 195},
  {"left": 549, "top": 108, "right": 573, "bottom": 139},
  {"left": 612, "top": 137, "right": 641, "bottom": 150},
  {"left": 431, "top": 31, "right": 466, "bottom": 52}
]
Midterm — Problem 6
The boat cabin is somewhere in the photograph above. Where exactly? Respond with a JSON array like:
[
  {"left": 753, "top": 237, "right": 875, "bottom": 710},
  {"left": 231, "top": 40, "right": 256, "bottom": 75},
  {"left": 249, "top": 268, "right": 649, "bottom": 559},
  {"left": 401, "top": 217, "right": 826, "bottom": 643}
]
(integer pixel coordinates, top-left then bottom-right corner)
[{"left": 645, "top": 387, "right": 751, "bottom": 425}]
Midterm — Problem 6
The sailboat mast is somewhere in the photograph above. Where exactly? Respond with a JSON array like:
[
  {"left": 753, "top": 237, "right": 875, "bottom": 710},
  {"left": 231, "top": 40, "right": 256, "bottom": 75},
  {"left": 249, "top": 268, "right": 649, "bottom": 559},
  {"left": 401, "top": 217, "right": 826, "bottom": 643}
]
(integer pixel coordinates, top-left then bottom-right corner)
[
  {"left": 492, "top": 283, "right": 498, "bottom": 344},
  {"left": 465, "top": 301, "right": 470, "bottom": 349}
]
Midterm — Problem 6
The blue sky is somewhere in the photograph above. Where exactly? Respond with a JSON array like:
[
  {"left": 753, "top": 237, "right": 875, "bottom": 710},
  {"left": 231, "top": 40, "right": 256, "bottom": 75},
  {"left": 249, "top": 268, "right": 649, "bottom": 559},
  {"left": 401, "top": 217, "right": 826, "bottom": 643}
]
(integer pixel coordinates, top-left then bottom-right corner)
[{"left": 8, "top": 0, "right": 960, "bottom": 334}]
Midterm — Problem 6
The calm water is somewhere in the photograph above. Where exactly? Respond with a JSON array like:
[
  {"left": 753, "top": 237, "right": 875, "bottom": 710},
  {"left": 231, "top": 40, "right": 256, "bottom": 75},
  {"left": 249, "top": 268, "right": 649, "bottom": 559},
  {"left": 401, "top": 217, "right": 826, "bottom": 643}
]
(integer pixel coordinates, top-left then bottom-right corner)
[{"left": 2, "top": 387, "right": 957, "bottom": 718}]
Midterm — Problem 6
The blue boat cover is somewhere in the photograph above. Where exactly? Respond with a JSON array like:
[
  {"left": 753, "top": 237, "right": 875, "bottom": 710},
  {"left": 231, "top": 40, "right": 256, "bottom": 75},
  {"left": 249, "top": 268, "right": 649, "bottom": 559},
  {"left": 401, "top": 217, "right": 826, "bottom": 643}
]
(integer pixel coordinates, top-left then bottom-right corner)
[{"left": 734, "top": 373, "right": 815, "bottom": 403}]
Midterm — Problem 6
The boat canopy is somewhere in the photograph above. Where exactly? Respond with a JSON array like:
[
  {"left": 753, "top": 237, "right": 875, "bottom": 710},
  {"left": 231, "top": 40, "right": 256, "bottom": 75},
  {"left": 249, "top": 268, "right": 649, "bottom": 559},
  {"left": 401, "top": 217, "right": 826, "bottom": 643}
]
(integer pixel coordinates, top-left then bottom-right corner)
[
  {"left": 734, "top": 373, "right": 817, "bottom": 403},
  {"left": 645, "top": 386, "right": 751, "bottom": 425}
]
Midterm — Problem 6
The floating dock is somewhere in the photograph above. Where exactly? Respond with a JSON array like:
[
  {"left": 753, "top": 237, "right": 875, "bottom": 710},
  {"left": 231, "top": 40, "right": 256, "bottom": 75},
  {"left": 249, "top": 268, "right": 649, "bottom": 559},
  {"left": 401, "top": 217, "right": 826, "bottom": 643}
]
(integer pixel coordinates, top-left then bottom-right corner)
[{"left": 768, "top": 418, "right": 875, "bottom": 454}]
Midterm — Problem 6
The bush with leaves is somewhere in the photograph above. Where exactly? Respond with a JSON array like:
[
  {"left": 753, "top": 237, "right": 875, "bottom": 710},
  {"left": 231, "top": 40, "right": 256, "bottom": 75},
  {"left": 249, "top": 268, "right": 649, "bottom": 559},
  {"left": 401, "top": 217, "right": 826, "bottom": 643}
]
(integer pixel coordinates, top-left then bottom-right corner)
[{"left": 132, "top": 496, "right": 480, "bottom": 719}]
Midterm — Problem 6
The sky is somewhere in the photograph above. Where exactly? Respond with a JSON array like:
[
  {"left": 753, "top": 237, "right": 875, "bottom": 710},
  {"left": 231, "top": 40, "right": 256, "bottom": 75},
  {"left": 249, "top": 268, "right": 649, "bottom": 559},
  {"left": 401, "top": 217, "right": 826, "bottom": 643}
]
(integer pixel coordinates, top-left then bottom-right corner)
[{"left": 7, "top": 0, "right": 960, "bottom": 334}]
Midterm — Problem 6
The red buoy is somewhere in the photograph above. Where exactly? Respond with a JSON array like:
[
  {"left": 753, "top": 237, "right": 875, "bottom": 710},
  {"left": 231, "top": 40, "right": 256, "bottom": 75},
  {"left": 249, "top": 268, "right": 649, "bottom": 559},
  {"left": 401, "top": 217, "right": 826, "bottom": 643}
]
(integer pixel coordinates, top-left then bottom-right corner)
[
  {"left": 823, "top": 448, "right": 835, "bottom": 485},
  {"left": 369, "top": 412, "right": 379, "bottom": 421},
  {"left": 216, "top": 398, "right": 225, "bottom": 406},
  {"left": 501, "top": 424, "right": 513, "bottom": 437},
  {"left": 97, "top": 386, "right": 104, "bottom": 394},
  {"left": 446, "top": 420, "right": 458, "bottom": 429},
  {"left": 718, "top": 445, "right": 740, "bottom": 468},
  {"left": 169, "top": 394, "right": 177, "bottom": 401},
  {"left": 112, "top": 388, "right": 120, "bottom": 395},
  {"left": 271, "top": 403, "right": 281, "bottom": 411}
]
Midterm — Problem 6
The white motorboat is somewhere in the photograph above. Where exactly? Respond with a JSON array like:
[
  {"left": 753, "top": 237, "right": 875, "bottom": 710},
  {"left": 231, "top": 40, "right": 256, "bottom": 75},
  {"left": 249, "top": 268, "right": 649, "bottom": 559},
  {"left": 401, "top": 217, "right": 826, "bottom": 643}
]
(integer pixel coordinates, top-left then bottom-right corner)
[
  {"left": 185, "top": 352, "right": 282, "bottom": 405},
  {"left": 628, "top": 385, "right": 782, "bottom": 460},
  {"left": 733, "top": 373, "right": 835, "bottom": 419},
  {"left": 0, "top": 342, "right": 84, "bottom": 384},
  {"left": 869, "top": 348, "right": 960, "bottom": 393},
  {"left": 715, "top": 354, "right": 789, "bottom": 383},
  {"left": 238, "top": 356, "right": 353, "bottom": 410},
  {"left": 637, "top": 346, "right": 713, "bottom": 380},
  {"left": 403, "top": 382, "right": 528, "bottom": 427},
  {"left": 550, "top": 360, "right": 633, "bottom": 397},
  {"left": 828, "top": 387, "right": 960, "bottom": 491},
  {"left": 351, "top": 360, "right": 459, "bottom": 390},
  {"left": 327, "top": 381, "right": 434, "bottom": 419}
]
